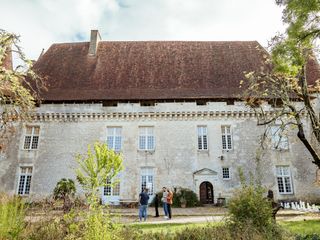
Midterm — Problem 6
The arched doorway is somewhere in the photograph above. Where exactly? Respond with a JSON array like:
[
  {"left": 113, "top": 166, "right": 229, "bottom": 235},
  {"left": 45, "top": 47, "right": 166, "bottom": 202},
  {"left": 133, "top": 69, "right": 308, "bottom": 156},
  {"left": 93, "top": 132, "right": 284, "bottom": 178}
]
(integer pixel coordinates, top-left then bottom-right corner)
[{"left": 199, "top": 181, "right": 214, "bottom": 204}]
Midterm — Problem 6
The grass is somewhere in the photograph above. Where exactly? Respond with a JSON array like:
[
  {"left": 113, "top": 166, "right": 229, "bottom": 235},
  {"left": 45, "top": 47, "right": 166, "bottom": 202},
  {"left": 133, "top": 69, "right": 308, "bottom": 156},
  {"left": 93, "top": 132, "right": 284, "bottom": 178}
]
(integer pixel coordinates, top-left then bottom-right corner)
[
  {"left": 280, "top": 220, "right": 320, "bottom": 235},
  {"left": 131, "top": 220, "right": 320, "bottom": 235},
  {"left": 131, "top": 222, "right": 222, "bottom": 233}
]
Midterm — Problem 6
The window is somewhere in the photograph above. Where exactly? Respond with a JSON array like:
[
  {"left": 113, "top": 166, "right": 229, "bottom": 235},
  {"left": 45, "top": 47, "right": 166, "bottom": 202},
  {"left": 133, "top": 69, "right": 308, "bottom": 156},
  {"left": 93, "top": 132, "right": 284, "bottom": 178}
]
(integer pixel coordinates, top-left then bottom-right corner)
[
  {"left": 270, "top": 126, "right": 289, "bottom": 150},
  {"left": 103, "top": 178, "right": 120, "bottom": 196},
  {"left": 139, "top": 127, "right": 155, "bottom": 150},
  {"left": 107, "top": 127, "right": 122, "bottom": 152},
  {"left": 141, "top": 168, "right": 154, "bottom": 195},
  {"left": 197, "top": 126, "right": 208, "bottom": 150},
  {"left": 276, "top": 166, "right": 293, "bottom": 194},
  {"left": 222, "top": 167, "right": 230, "bottom": 179},
  {"left": 221, "top": 126, "right": 232, "bottom": 150},
  {"left": 23, "top": 126, "right": 40, "bottom": 150},
  {"left": 17, "top": 167, "right": 32, "bottom": 195}
]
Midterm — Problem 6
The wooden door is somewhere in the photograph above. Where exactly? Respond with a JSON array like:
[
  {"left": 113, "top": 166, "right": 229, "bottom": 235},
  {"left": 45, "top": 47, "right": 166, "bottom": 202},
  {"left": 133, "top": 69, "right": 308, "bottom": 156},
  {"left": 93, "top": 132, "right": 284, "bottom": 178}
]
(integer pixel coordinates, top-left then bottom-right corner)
[{"left": 199, "top": 181, "right": 214, "bottom": 204}]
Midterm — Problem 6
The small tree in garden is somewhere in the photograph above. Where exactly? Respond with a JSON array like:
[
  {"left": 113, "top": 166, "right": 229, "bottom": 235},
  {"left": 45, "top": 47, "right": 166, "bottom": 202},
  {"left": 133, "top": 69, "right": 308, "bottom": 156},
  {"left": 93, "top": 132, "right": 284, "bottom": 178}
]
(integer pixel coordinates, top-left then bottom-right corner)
[
  {"left": 75, "top": 141, "right": 123, "bottom": 208},
  {"left": 227, "top": 170, "right": 282, "bottom": 239},
  {"left": 75, "top": 142, "right": 123, "bottom": 240},
  {"left": 53, "top": 178, "right": 76, "bottom": 213}
]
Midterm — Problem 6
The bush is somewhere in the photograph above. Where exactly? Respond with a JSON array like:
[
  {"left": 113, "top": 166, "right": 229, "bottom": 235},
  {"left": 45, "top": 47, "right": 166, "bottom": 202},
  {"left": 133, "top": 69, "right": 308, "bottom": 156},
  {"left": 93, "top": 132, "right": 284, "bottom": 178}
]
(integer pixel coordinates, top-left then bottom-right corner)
[
  {"left": 0, "top": 194, "right": 25, "bottom": 240},
  {"left": 151, "top": 187, "right": 201, "bottom": 207},
  {"left": 227, "top": 182, "right": 287, "bottom": 239},
  {"left": 53, "top": 178, "right": 76, "bottom": 213}
]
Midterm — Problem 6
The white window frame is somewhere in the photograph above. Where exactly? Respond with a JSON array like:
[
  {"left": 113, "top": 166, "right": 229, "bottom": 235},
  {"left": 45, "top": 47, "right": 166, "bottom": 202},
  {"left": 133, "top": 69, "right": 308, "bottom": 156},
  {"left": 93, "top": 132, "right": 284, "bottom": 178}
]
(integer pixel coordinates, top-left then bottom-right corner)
[
  {"left": 276, "top": 166, "right": 293, "bottom": 194},
  {"left": 222, "top": 167, "right": 230, "bottom": 180},
  {"left": 270, "top": 126, "right": 289, "bottom": 150},
  {"left": 17, "top": 167, "right": 33, "bottom": 195},
  {"left": 103, "top": 177, "right": 120, "bottom": 196},
  {"left": 139, "top": 127, "right": 155, "bottom": 151},
  {"left": 106, "top": 127, "right": 122, "bottom": 152},
  {"left": 197, "top": 126, "right": 208, "bottom": 150},
  {"left": 23, "top": 126, "right": 40, "bottom": 150},
  {"left": 140, "top": 167, "right": 154, "bottom": 196},
  {"left": 221, "top": 125, "right": 232, "bottom": 150}
]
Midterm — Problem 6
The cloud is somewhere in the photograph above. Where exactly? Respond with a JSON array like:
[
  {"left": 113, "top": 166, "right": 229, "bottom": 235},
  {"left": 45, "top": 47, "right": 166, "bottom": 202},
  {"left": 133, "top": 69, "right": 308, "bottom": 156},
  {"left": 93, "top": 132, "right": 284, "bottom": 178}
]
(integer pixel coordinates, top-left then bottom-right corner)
[{"left": 1, "top": 0, "right": 285, "bottom": 60}]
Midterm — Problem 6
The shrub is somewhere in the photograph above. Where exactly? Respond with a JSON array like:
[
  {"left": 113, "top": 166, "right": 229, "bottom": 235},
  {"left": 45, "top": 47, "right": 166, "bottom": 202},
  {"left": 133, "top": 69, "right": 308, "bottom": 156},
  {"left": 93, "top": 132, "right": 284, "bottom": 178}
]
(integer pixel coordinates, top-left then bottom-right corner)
[
  {"left": 151, "top": 187, "right": 201, "bottom": 207},
  {"left": 0, "top": 194, "right": 25, "bottom": 240},
  {"left": 227, "top": 181, "right": 287, "bottom": 240},
  {"left": 53, "top": 178, "right": 76, "bottom": 213}
]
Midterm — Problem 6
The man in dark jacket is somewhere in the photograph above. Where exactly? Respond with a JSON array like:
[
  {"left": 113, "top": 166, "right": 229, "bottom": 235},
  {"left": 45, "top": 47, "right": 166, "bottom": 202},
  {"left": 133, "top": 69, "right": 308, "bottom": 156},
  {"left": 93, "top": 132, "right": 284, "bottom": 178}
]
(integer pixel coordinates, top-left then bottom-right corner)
[
  {"left": 139, "top": 188, "right": 149, "bottom": 221},
  {"left": 154, "top": 194, "right": 159, "bottom": 217}
]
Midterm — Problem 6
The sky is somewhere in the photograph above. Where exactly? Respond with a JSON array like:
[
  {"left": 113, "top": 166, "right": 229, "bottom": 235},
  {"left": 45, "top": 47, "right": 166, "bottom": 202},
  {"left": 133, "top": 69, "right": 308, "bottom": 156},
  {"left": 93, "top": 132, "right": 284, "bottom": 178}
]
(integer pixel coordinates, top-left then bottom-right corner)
[{"left": 1, "top": 0, "right": 285, "bottom": 60}]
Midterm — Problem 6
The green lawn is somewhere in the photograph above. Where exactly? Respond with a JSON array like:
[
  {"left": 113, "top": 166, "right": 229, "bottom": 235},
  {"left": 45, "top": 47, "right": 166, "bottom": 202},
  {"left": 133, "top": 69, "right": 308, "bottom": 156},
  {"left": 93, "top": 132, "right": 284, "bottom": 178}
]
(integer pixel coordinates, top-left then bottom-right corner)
[
  {"left": 280, "top": 220, "right": 320, "bottom": 235},
  {"left": 131, "top": 220, "right": 320, "bottom": 235},
  {"left": 131, "top": 222, "right": 221, "bottom": 233}
]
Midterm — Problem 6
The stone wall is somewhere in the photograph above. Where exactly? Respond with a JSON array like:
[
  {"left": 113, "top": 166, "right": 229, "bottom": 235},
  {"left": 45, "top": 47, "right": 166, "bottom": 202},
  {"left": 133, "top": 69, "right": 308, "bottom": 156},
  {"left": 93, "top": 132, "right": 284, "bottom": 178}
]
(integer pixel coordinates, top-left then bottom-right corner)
[{"left": 0, "top": 101, "right": 319, "bottom": 203}]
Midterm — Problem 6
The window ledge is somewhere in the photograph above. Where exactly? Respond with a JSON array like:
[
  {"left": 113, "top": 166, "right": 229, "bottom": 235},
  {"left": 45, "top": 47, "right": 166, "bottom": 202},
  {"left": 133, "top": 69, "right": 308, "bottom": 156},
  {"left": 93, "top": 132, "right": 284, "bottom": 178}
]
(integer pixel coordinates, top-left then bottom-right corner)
[
  {"left": 272, "top": 148, "right": 290, "bottom": 152},
  {"left": 278, "top": 192, "right": 294, "bottom": 195},
  {"left": 222, "top": 178, "right": 231, "bottom": 181},
  {"left": 197, "top": 149, "right": 209, "bottom": 153},
  {"left": 21, "top": 149, "right": 38, "bottom": 152},
  {"left": 137, "top": 150, "right": 155, "bottom": 153},
  {"left": 222, "top": 149, "right": 233, "bottom": 153}
]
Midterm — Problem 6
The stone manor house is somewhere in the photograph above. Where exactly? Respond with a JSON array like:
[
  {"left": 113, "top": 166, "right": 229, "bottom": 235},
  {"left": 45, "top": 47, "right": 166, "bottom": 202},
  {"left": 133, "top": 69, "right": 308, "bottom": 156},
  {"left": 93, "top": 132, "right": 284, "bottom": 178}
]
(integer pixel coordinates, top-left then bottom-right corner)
[{"left": 1, "top": 30, "right": 320, "bottom": 204}]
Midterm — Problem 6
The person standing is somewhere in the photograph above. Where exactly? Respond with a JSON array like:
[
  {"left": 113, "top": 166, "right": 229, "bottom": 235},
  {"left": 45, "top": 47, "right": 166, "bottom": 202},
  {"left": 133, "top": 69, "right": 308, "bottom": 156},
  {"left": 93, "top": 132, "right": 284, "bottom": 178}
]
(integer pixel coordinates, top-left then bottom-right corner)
[
  {"left": 139, "top": 188, "right": 149, "bottom": 222},
  {"left": 154, "top": 194, "right": 160, "bottom": 217},
  {"left": 161, "top": 187, "right": 168, "bottom": 219},
  {"left": 167, "top": 188, "right": 173, "bottom": 220}
]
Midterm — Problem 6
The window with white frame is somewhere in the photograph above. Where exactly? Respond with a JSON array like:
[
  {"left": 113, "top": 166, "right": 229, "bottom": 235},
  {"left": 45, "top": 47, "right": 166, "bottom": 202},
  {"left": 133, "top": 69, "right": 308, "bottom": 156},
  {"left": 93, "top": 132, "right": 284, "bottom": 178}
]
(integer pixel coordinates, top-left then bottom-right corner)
[
  {"left": 17, "top": 167, "right": 32, "bottom": 195},
  {"left": 107, "top": 127, "right": 122, "bottom": 152},
  {"left": 139, "top": 127, "right": 155, "bottom": 150},
  {"left": 23, "top": 126, "right": 40, "bottom": 150},
  {"left": 103, "top": 177, "right": 120, "bottom": 196},
  {"left": 270, "top": 126, "right": 289, "bottom": 150},
  {"left": 222, "top": 167, "right": 230, "bottom": 179},
  {"left": 141, "top": 167, "right": 154, "bottom": 195},
  {"left": 221, "top": 126, "right": 232, "bottom": 150},
  {"left": 197, "top": 126, "right": 208, "bottom": 150},
  {"left": 276, "top": 166, "right": 293, "bottom": 194}
]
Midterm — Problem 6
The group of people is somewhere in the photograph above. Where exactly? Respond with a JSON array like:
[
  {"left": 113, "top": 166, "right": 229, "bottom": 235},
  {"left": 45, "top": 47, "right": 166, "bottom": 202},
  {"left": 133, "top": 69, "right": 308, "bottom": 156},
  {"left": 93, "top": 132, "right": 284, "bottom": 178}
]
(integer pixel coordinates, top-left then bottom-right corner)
[{"left": 138, "top": 186, "right": 173, "bottom": 222}]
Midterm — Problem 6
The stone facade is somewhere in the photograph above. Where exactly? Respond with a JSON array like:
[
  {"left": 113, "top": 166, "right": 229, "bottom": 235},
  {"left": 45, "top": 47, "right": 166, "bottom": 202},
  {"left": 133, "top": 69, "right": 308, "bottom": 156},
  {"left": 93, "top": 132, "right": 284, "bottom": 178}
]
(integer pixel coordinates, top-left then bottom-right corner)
[{"left": 1, "top": 100, "right": 319, "bottom": 204}]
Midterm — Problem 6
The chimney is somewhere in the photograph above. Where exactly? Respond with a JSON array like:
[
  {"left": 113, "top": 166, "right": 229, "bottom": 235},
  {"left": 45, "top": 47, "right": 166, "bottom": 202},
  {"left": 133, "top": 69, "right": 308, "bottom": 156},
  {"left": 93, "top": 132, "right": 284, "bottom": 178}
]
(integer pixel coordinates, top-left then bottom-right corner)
[
  {"left": 2, "top": 47, "right": 13, "bottom": 70},
  {"left": 88, "top": 30, "right": 101, "bottom": 56}
]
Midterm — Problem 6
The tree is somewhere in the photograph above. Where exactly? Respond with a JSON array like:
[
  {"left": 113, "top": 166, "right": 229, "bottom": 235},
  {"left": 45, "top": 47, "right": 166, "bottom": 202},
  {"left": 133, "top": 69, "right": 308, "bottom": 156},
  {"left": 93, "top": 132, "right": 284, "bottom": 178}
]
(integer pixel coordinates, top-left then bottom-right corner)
[
  {"left": 53, "top": 178, "right": 76, "bottom": 213},
  {"left": 75, "top": 141, "right": 123, "bottom": 208},
  {"left": 75, "top": 142, "right": 123, "bottom": 240},
  {"left": 0, "top": 29, "right": 43, "bottom": 151},
  {"left": 243, "top": 0, "right": 320, "bottom": 168}
]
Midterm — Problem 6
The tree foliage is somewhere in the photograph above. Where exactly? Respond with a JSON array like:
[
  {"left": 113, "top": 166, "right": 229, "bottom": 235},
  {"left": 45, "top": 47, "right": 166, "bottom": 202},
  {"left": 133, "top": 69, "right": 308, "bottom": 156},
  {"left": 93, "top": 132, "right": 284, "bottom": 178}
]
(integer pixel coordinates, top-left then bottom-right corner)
[
  {"left": 243, "top": 0, "right": 320, "bottom": 168},
  {"left": 0, "top": 29, "right": 43, "bottom": 151},
  {"left": 75, "top": 141, "right": 123, "bottom": 208}
]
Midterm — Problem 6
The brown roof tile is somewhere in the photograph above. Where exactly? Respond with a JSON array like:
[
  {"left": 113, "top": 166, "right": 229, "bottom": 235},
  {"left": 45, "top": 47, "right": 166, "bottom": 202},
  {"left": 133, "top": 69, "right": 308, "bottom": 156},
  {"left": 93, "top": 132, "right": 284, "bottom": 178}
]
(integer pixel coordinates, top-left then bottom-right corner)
[{"left": 34, "top": 41, "right": 274, "bottom": 101}]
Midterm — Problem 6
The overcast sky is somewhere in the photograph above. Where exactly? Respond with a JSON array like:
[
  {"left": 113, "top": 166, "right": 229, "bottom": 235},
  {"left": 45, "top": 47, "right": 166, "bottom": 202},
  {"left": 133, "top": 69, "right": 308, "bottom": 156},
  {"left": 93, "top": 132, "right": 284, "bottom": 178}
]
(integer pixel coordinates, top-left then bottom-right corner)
[{"left": 1, "top": 0, "right": 285, "bottom": 60}]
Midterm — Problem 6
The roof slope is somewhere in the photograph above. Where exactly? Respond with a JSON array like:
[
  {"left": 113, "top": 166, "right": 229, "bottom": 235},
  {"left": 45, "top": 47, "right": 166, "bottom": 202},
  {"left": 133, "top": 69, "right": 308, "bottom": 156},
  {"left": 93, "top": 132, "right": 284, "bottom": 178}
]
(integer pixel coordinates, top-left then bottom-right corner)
[{"left": 34, "top": 41, "right": 272, "bottom": 101}]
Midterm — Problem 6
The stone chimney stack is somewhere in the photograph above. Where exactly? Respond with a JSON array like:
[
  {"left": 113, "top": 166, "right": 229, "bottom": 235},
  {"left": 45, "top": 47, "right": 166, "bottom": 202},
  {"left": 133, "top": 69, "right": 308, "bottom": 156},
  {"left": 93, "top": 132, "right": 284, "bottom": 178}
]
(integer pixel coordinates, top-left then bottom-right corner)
[
  {"left": 88, "top": 30, "right": 101, "bottom": 56},
  {"left": 2, "top": 47, "right": 13, "bottom": 70}
]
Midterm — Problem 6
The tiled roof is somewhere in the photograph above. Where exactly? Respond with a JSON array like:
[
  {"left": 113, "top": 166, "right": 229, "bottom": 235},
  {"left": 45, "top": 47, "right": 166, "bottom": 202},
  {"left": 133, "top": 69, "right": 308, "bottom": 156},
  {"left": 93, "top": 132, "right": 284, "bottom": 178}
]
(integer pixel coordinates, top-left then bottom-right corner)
[{"left": 33, "top": 41, "right": 286, "bottom": 101}]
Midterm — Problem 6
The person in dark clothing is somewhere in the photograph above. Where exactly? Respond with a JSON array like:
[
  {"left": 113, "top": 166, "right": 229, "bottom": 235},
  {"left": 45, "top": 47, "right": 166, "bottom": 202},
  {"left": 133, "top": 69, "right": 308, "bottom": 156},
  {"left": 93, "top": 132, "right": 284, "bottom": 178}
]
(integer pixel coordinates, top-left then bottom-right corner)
[
  {"left": 154, "top": 194, "right": 159, "bottom": 217},
  {"left": 139, "top": 188, "right": 149, "bottom": 221}
]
